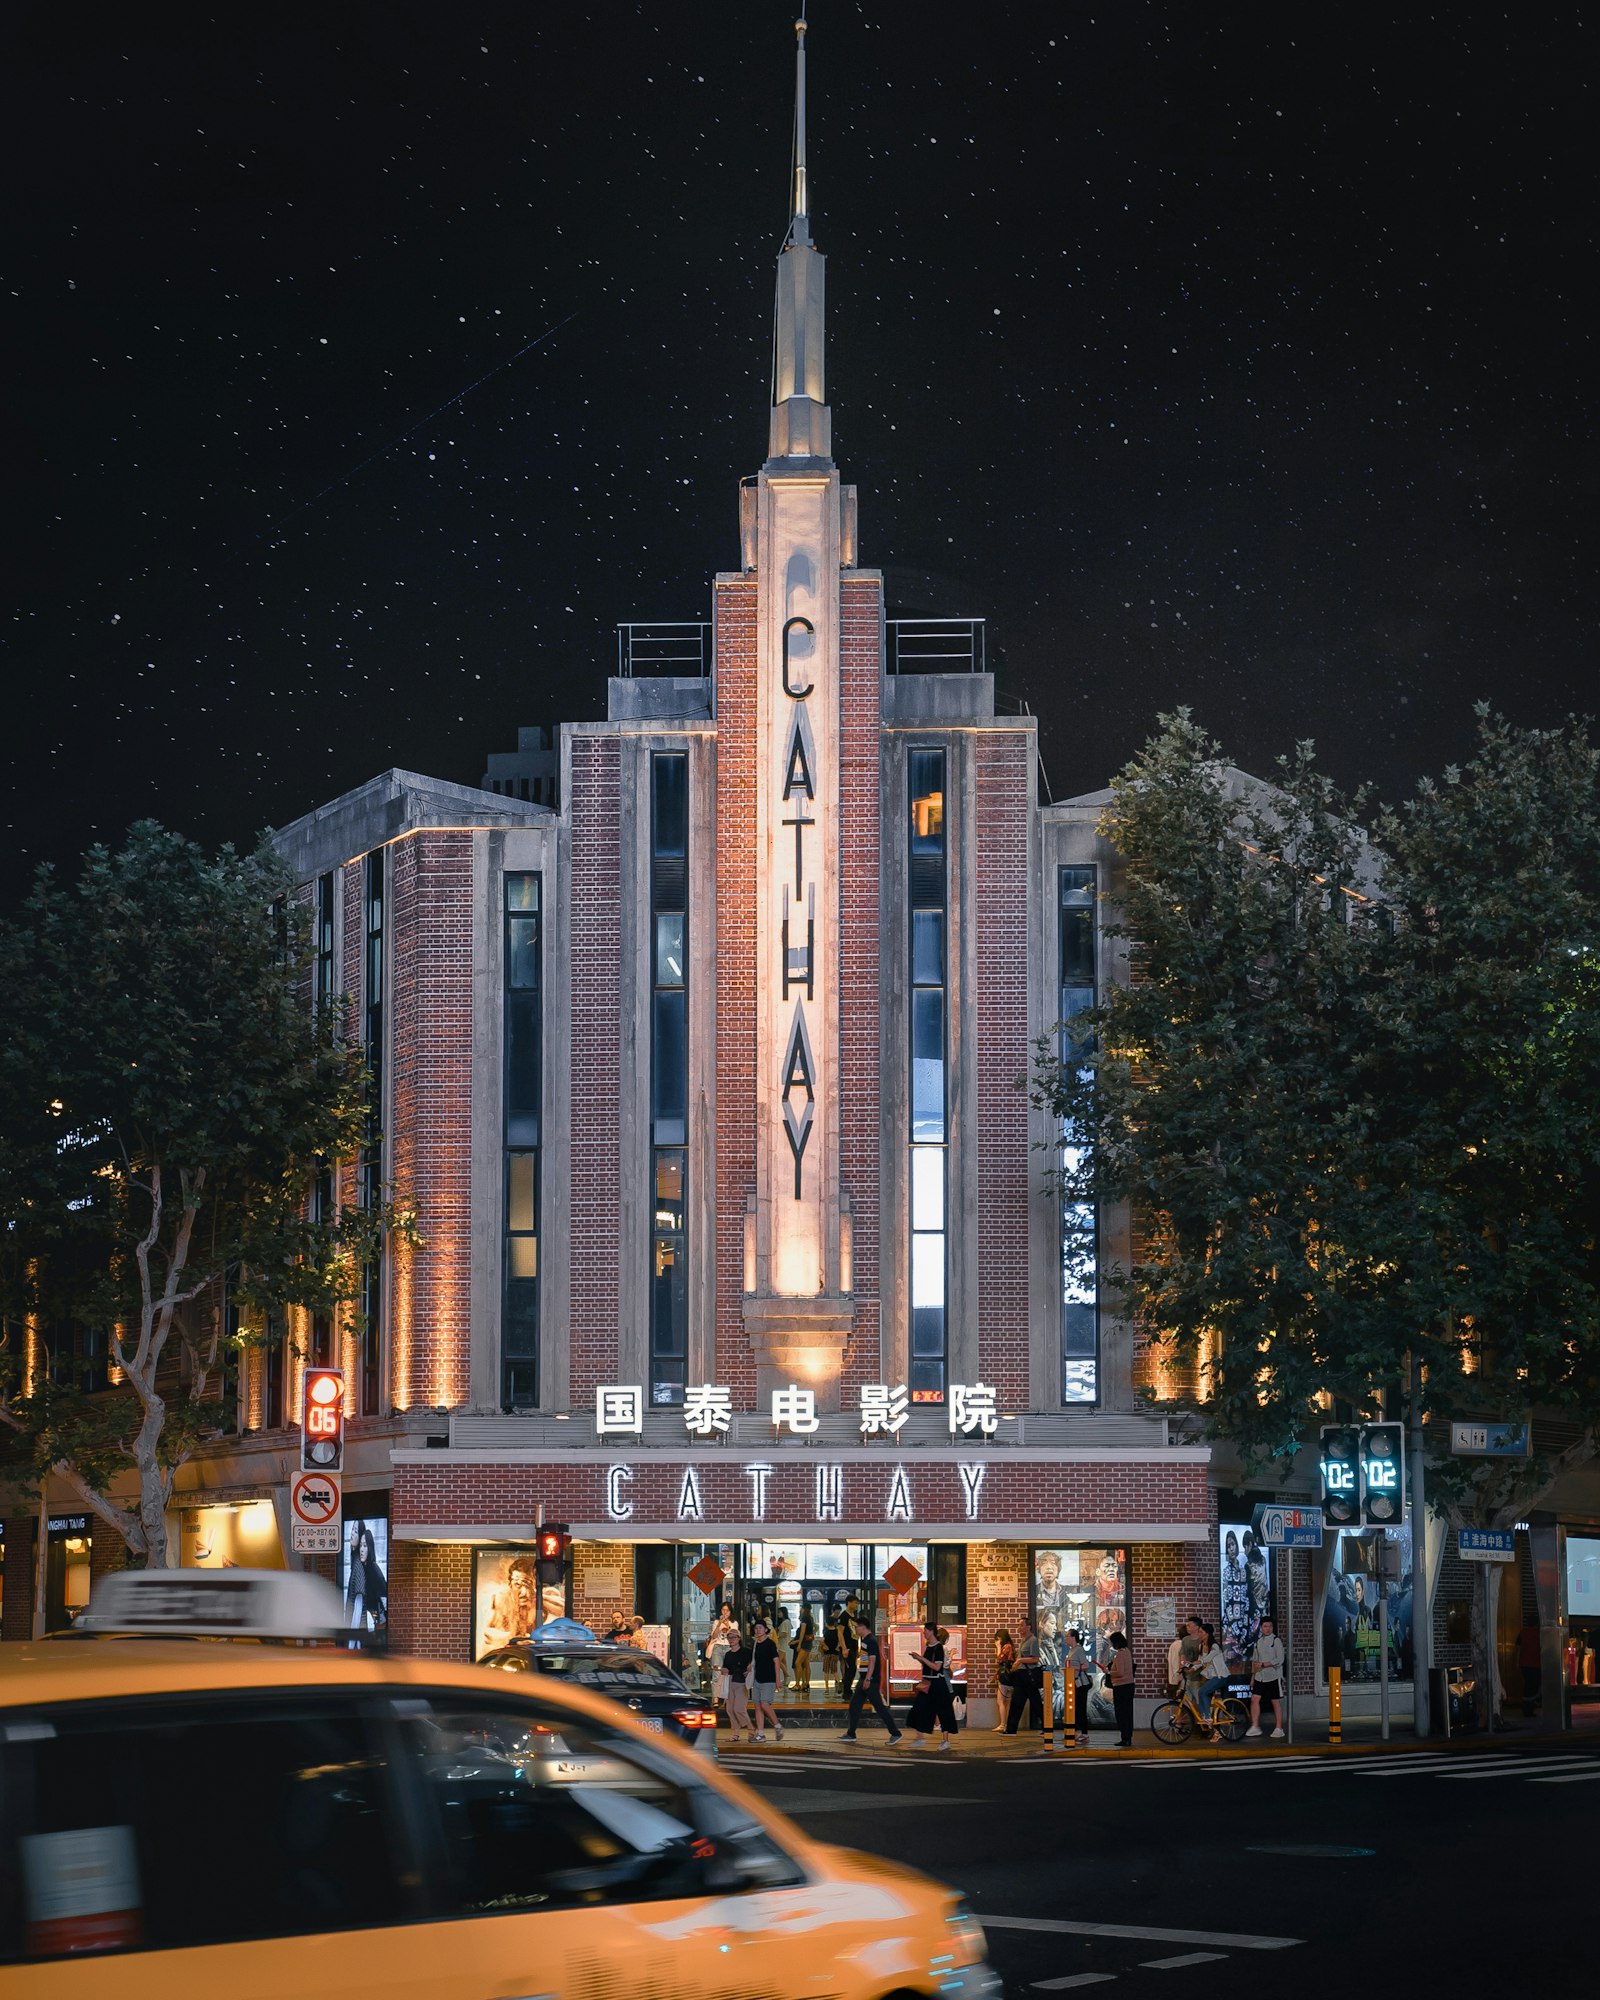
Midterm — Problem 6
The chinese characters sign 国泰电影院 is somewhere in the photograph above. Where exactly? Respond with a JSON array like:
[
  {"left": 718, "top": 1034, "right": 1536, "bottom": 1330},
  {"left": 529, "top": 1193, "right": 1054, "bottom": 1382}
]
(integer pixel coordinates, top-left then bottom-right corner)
[{"left": 592, "top": 1381, "right": 1003, "bottom": 1438}]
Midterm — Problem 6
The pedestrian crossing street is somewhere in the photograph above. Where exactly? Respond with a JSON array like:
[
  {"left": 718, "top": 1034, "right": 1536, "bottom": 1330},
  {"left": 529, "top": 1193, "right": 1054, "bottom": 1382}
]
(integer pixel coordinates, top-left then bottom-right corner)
[{"left": 1121, "top": 1748, "right": 1600, "bottom": 1784}]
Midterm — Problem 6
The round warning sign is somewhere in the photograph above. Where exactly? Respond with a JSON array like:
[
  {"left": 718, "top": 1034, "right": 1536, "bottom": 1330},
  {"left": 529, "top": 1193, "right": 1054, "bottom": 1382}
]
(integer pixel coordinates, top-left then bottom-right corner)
[{"left": 290, "top": 1471, "right": 341, "bottom": 1525}]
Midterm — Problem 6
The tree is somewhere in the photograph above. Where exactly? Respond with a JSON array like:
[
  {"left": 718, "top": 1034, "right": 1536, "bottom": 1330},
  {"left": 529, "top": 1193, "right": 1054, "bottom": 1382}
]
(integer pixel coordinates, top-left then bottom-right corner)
[
  {"left": 0, "top": 822, "right": 414, "bottom": 1567},
  {"left": 1034, "top": 708, "right": 1600, "bottom": 1722}
]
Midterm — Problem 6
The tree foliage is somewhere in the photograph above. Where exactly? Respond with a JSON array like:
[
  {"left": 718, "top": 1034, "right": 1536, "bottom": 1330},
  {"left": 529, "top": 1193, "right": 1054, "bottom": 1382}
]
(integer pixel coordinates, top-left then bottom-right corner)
[
  {"left": 0, "top": 822, "right": 415, "bottom": 1565},
  {"left": 1034, "top": 709, "right": 1600, "bottom": 1708}
]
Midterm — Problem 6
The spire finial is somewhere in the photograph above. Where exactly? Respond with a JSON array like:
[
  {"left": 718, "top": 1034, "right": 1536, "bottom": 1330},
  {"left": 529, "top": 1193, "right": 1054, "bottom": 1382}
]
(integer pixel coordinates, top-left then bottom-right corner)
[{"left": 791, "top": 10, "right": 810, "bottom": 246}]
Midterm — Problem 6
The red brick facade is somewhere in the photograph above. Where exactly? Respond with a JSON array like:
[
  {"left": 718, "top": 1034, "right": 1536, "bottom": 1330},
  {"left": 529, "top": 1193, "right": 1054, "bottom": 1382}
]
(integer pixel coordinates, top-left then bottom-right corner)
[{"left": 569, "top": 736, "right": 623, "bottom": 1407}]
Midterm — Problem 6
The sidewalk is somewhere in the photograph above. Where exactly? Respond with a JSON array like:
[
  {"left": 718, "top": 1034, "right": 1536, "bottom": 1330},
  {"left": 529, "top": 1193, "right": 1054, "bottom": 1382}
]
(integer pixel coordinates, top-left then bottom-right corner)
[{"left": 715, "top": 1719, "right": 1582, "bottom": 1761}]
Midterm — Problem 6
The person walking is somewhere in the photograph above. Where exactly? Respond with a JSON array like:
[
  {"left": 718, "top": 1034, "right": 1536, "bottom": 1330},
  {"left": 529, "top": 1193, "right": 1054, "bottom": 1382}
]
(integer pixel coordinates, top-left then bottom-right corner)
[
  {"left": 906, "top": 1622, "right": 959, "bottom": 1751},
  {"left": 1004, "top": 1623, "right": 1044, "bottom": 1734},
  {"left": 722, "top": 1626, "right": 754, "bottom": 1744},
  {"left": 993, "top": 1628, "right": 1018, "bottom": 1731},
  {"left": 749, "top": 1619, "right": 785, "bottom": 1742},
  {"left": 1246, "top": 1615, "right": 1287, "bottom": 1738},
  {"left": 794, "top": 1612, "right": 816, "bottom": 1694},
  {"left": 706, "top": 1603, "right": 736, "bottom": 1707},
  {"left": 820, "top": 1607, "right": 840, "bottom": 1691},
  {"left": 1106, "top": 1630, "right": 1136, "bottom": 1746},
  {"left": 842, "top": 1615, "right": 903, "bottom": 1743}
]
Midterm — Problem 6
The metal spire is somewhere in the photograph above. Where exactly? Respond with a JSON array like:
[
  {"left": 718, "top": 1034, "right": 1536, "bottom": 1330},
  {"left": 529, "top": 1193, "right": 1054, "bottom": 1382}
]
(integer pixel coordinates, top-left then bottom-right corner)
[{"left": 791, "top": 10, "right": 810, "bottom": 246}]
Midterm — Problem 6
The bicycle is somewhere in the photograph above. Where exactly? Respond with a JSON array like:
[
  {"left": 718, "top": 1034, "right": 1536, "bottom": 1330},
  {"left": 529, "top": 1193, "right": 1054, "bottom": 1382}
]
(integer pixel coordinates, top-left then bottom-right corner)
[{"left": 1149, "top": 1682, "right": 1250, "bottom": 1745}]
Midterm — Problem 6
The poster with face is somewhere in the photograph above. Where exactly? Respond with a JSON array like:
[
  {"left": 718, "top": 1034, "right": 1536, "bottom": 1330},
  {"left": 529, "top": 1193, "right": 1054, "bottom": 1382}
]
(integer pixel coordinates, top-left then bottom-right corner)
[
  {"left": 473, "top": 1546, "right": 562, "bottom": 1661},
  {"left": 1218, "top": 1521, "right": 1272, "bottom": 1663},
  {"left": 1322, "top": 1524, "right": 1413, "bottom": 1683},
  {"left": 338, "top": 1515, "right": 390, "bottom": 1633},
  {"left": 1031, "top": 1548, "right": 1127, "bottom": 1664}
]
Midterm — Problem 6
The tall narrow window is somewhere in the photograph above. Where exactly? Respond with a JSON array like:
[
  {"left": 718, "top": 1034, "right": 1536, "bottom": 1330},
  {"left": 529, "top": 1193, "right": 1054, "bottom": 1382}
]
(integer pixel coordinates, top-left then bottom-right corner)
[
  {"left": 1059, "top": 865, "right": 1099, "bottom": 1404},
  {"left": 650, "top": 754, "right": 689, "bottom": 1406},
  {"left": 909, "top": 749, "right": 948, "bottom": 1404},
  {"left": 359, "top": 851, "right": 385, "bottom": 1416},
  {"left": 315, "top": 871, "right": 335, "bottom": 1020},
  {"left": 503, "top": 873, "right": 542, "bottom": 1409},
  {"left": 310, "top": 1167, "right": 334, "bottom": 1369}
]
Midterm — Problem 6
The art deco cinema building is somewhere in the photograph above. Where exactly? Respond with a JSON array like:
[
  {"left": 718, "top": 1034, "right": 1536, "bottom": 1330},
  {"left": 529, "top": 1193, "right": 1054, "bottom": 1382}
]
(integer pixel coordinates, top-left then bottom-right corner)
[{"left": 120, "top": 24, "right": 1218, "bottom": 1710}]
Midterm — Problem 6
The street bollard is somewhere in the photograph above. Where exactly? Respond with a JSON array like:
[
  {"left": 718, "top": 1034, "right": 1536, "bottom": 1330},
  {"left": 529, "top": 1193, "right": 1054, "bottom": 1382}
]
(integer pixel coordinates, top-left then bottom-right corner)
[
  {"left": 1044, "top": 1670, "right": 1061, "bottom": 1751},
  {"left": 1328, "top": 1664, "right": 1342, "bottom": 1744},
  {"left": 1060, "top": 1669, "right": 1076, "bottom": 1751}
]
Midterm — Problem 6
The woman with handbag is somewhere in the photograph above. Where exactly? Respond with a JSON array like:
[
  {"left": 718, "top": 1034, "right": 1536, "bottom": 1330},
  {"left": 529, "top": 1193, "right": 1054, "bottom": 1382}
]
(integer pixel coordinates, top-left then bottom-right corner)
[
  {"left": 905, "top": 1621, "right": 958, "bottom": 1751},
  {"left": 1106, "top": 1629, "right": 1136, "bottom": 1746},
  {"left": 993, "top": 1628, "right": 1017, "bottom": 1731},
  {"left": 721, "top": 1626, "right": 754, "bottom": 1743}
]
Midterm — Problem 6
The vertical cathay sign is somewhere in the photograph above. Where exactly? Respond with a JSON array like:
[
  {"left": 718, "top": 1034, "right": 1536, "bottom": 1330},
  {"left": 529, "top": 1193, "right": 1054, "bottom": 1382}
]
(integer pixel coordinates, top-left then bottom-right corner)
[{"left": 780, "top": 613, "right": 818, "bottom": 1195}]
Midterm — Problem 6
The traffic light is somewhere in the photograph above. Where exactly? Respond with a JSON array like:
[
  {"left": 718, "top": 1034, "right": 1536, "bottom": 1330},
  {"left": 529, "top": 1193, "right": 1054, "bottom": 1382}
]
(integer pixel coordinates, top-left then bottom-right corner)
[
  {"left": 1319, "top": 1426, "right": 1362, "bottom": 1525},
  {"left": 536, "top": 1523, "right": 570, "bottom": 1590},
  {"left": 1360, "top": 1422, "right": 1406, "bottom": 1525},
  {"left": 301, "top": 1368, "right": 344, "bottom": 1472}
]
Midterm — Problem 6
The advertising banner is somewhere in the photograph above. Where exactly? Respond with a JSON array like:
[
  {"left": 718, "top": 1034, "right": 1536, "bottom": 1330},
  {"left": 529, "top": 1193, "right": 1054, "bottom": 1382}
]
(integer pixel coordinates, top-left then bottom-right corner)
[
  {"left": 472, "top": 1546, "right": 566, "bottom": 1661},
  {"left": 1218, "top": 1521, "right": 1273, "bottom": 1666}
]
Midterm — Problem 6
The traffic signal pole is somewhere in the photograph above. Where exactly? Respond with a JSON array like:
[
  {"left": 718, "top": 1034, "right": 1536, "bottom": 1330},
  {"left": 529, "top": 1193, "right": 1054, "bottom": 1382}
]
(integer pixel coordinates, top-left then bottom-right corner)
[{"left": 1409, "top": 1357, "right": 1432, "bottom": 1737}]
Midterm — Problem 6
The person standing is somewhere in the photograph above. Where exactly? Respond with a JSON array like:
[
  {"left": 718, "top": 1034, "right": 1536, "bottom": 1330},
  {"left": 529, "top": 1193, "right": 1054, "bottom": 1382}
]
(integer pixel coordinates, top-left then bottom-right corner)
[
  {"left": 842, "top": 1615, "right": 903, "bottom": 1743},
  {"left": 706, "top": 1604, "right": 736, "bottom": 1707},
  {"left": 1246, "top": 1616, "right": 1288, "bottom": 1738},
  {"left": 906, "top": 1622, "right": 959, "bottom": 1751},
  {"left": 722, "top": 1626, "right": 754, "bottom": 1744},
  {"left": 993, "top": 1628, "right": 1018, "bottom": 1731},
  {"left": 750, "top": 1619, "right": 785, "bottom": 1742},
  {"left": 1004, "top": 1623, "right": 1044, "bottom": 1734},
  {"left": 1106, "top": 1630, "right": 1136, "bottom": 1746},
  {"left": 820, "top": 1607, "right": 840, "bottom": 1691},
  {"left": 794, "top": 1612, "right": 816, "bottom": 1694}
]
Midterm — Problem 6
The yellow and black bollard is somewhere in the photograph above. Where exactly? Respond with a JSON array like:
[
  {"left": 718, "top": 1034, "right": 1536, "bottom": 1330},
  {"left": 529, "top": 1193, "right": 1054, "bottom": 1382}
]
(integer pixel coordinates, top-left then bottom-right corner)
[{"left": 1328, "top": 1664, "right": 1343, "bottom": 1745}]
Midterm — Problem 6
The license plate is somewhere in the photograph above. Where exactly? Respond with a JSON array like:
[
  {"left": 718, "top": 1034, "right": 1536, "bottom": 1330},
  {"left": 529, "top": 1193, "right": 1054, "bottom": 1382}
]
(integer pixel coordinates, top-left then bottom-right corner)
[{"left": 641, "top": 1716, "right": 664, "bottom": 1732}]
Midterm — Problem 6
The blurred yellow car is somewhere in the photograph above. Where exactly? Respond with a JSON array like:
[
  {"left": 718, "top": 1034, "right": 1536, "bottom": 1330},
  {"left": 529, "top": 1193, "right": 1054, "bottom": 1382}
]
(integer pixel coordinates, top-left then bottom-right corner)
[{"left": 0, "top": 1570, "right": 996, "bottom": 2000}]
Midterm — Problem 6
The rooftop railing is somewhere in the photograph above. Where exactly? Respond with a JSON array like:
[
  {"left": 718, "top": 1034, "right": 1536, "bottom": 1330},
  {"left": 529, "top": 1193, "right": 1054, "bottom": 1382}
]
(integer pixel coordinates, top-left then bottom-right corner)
[
  {"left": 885, "top": 617, "right": 986, "bottom": 674},
  {"left": 616, "top": 622, "right": 710, "bottom": 677}
]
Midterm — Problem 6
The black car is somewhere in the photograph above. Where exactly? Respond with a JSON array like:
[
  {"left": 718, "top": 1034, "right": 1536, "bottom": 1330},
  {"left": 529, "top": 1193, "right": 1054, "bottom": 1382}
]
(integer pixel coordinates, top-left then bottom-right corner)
[{"left": 478, "top": 1640, "right": 718, "bottom": 1760}]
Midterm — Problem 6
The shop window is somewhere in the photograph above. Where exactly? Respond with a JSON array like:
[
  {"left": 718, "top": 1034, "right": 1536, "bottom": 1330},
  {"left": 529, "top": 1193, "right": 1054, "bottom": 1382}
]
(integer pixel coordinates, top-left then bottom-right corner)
[
  {"left": 43, "top": 1517, "right": 93, "bottom": 1636},
  {"left": 180, "top": 1501, "right": 283, "bottom": 1571},
  {"left": 0, "top": 1698, "right": 410, "bottom": 1960},
  {"left": 1058, "top": 866, "right": 1099, "bottom": 1404},
  {"left": 502, "top": 873, "right": 542, "bottom": 1409},
  {"left": 908, "top": 748, "right": 947, "bottom": 1403}
]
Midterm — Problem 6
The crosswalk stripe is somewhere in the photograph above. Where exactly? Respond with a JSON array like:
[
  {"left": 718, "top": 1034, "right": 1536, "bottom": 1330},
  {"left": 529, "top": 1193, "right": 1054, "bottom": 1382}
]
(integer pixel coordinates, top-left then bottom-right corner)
[
  {"left": 1529, "top": 1768, "right": 1600, "bottom": 1784},
  {"left": 1436, "top": 1757, "right": 1600, "bottom": 1780}
]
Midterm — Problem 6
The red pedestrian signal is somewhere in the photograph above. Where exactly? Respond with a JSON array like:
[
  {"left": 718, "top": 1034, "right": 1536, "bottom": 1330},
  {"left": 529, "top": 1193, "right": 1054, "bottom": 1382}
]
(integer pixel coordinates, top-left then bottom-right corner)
[
  {"left": 301, "top": 1368, "right": 345, "bottom": 1472},
  {"left": 536, "top": 1523, "right": 570, "bottom": 1589}
]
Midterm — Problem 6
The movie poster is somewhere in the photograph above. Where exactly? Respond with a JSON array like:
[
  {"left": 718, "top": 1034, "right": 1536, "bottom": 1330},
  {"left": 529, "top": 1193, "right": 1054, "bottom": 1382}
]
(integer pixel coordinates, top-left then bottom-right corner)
[
  {"left": 1218, "top": 1521, "right": 1272, "bottom": 1665},
  {"left": 1030, "top": 1546, "right": 1127, "bottom": 1664},
  {"left": 338, "top": 1514, "right": 389, "bottom": 1635},
  {"left": 1322, "top": 1523, "right": 1413, "bottom": 1684},
  {"left": 472, "top": 1546, "right": 566, "bottom": 1661}
]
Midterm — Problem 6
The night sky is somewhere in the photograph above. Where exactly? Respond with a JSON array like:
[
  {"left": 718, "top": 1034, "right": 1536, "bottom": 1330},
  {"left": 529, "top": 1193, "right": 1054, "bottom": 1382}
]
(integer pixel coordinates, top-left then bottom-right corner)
[{"left": 4, "top": 4, "right": 1592, "bottom": 901}]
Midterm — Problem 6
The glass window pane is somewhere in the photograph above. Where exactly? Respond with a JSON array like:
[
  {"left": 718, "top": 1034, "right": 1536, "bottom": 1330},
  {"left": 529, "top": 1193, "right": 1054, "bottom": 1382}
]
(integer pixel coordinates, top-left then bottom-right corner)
[
  {"left": 910, "top": 1350, "right": 946, "bottom": 1396},
  {"left": 506, "top": 873, "right": 540, "bottom": 913},
  {"left": 507, "top": 992, "right": 540, "bottom": 1140},
  {"left": 652, "top": 991, "right": 687, "bottom": 1143},
  {"left": 911, "top": 909, "right": 944, "bottom": 986},
  {"left": 509, "top": 1237, "right": 538, "bottom": 1280},
  {"left": 508, "top": 1153, "right": 536, "bottom": 1233},
  {"left": 910, "top": 1232, "right": 945, "bottom": 1309},
  {"left": 1062, "top": 1359, "right": 1097, "bottom": 1404},
  {"left": 655, "top": 913, "right": 685, "bottom": 988},
  {"left": 911, "top": 991, "right": 945, "bottom": 1142},
  {"left": 0, "top": 1700, "right": 409, "bottom": 1957},
  {"left": 504, "top": 1284, "right": 539, "bottom": 1360},
  {"left": 652, "top": 754, "right": 688, "bottom": 858},
  {"left": 909, "top": 749, "right": 945, "bottom": 855},
  {"left": 910, "top": 1147, "right": 944, "bottom": 1231},
  {"left": 1060, "top": 866, "right": 1094, "bottom": 907},
  {"left": 508, "top": 915, "right": 540, "bottom": 989},
  {"left": 654, "top": 1149, "right": 686, "bottom": 1230}
]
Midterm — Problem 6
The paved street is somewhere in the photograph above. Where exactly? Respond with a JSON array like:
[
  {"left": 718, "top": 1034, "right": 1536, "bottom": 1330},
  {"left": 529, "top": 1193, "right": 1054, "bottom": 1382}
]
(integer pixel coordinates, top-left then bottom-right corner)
[{"left": 716, "top": 1736, "right": 1597, "bottom": 1992}]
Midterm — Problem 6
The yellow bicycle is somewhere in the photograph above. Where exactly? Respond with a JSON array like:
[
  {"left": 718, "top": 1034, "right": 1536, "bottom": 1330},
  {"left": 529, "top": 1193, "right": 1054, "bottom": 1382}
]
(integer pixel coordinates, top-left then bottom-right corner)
[{"left": 1149, "top": 1682, "right": 1250, "bottom": 1745}]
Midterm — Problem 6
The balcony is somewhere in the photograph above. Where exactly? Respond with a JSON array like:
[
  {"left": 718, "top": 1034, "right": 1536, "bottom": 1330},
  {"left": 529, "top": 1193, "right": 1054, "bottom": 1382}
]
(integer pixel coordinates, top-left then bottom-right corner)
[
  {"left": 885, "top": 618, "right": 986, "bottom": 675},
  {"left": 616, "top": 622, "right": 710, "bottom": 677}
]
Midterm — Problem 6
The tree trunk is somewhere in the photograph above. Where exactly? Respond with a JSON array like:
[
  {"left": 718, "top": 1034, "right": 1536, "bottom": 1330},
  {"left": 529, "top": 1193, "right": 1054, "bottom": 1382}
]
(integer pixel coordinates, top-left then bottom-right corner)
[{"left": 130, "top": 1386, "right": 173, "bottom": 1569}]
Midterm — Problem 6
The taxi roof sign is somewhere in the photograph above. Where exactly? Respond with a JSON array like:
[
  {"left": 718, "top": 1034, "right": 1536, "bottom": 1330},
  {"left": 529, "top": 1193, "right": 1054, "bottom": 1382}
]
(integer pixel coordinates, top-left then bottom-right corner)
[{"left": 76, "top": 1568, "right": 350, "bottom": 1642}]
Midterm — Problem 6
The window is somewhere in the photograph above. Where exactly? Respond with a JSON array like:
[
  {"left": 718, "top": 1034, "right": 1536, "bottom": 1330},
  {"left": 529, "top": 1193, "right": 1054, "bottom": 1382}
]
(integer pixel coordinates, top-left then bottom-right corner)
[
  {"left": 0, "top": 1697, "right": 410, "bottom": 1961},
  {"left": 1059, "top": 866, "right": 1099, "bottom": 1404},
  {"left": 310, "top": 1168, "right": 334, "bottom": 1369},
  {"left": 315, "top": 870, "right": 335, "bottom": 1019},
  {"left": 650, "top": 754, "right": 689, "bottom": 1405},
  {"left": 908, "top": 749, "right": 948, "bottom": 1402},
  {"left": 398, "top": 1696, "right": 802, "bottom": 1914},
  {"left": 46, "top": 1323, "right": 108, "bottom": 1396},
  {"left": 503, "top": 873, "right": 542, "bottom": 1410},
  {"left": 359, "top": 851, "right": 385, "bottom": 1416}
]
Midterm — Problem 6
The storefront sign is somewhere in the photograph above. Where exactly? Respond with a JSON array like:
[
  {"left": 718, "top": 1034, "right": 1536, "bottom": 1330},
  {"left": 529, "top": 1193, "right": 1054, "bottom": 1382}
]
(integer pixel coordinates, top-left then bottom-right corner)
[
  {"left": 1458, "top": 1527, "right": 1516, "bottom": 1563},
  {"left": 598, "top": 1379, "right": 1006, "bottom": 1439},
  {"left": 976, "top": 1572, "right": 1017, "bottom": 1601},
  {"left": 586, "top": 1567, "right": 623, "bottom": 1597},
  {"left": 1252, "top": 1504, "right": 1323, "bottom": 1548}
]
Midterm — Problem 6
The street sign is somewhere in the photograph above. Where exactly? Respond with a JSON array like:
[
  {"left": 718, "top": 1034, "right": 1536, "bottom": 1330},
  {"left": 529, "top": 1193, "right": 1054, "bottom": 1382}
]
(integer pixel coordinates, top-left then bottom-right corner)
[
  {"left": 289, "top": 1469, "right": 342, "bottom": 1554},
  {"left": 1450, "top": 1421, "right": 1529, "bottom": 1459},
  {"left": 1253, "top": 1503, "right": 1325, "bottom": 1549},
  {"left": 1457, "top": 1526, "right": 1516, "bottom": 1563}
]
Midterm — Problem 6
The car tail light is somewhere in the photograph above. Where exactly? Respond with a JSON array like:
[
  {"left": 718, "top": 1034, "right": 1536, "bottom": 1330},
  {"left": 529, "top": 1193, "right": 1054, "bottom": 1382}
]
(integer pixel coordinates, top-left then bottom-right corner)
[{"left": 673, "top": 1707, "right": 719, "bottom": 1730}]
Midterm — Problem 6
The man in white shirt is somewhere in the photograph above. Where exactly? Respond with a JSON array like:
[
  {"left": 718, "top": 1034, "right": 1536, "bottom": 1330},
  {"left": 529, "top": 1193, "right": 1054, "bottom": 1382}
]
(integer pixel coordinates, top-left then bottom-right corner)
[{"left": 1247, "top": 1616, "right": 1288, "bottom": 1738}]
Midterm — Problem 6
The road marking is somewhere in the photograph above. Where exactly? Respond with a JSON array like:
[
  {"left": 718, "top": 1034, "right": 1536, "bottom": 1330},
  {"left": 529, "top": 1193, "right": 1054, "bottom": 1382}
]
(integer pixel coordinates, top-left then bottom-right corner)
[
  {"left": 1033, "top": 1977, "right": 1118, "bottom": 1990},
  {"left": 1142, "top": 1952, "right": 1228, "bottom": 1969},
  {"left": 981, "top": 1916, "right": 1301, "bottom": 1951},
  {"left": 1529, "top": 1768, "right": 1600, "bottom": 1783},
  {"left": 1190, "top": 1755, "right": 1333, "bottom": 1771},
  {"left": 1437, "top": 1757, "right": 1600, "bottom": 1780},
  {"left": 747, "top": 1788, "right": 967, "bottom": 1814}
]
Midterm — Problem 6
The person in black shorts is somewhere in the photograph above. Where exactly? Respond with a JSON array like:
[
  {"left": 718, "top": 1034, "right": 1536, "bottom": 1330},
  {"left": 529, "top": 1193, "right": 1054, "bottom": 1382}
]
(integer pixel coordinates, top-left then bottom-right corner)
[{"left": 842, "top": 1616, "right": 903, "bottom": 1742}]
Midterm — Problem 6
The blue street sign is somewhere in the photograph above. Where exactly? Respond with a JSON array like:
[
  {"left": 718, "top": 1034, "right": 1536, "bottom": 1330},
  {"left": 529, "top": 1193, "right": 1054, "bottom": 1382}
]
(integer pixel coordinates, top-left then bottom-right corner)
[
  {"left": 1457, "top": 1527, "right": 1516, "bottom": 1563},
  {"left": 1450, "top": 1421, "right": 1530, "bottom": 1459},
  {"left": 1252, "top": 1503, "right": 1325, "bottom": 1549}
]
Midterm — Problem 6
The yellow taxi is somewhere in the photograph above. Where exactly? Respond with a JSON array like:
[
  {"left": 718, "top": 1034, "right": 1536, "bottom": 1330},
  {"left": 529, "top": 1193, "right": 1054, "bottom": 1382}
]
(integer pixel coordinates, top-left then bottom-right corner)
[{"left": 0, "top": 1569, "right": 997, "bottom": 2000}]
